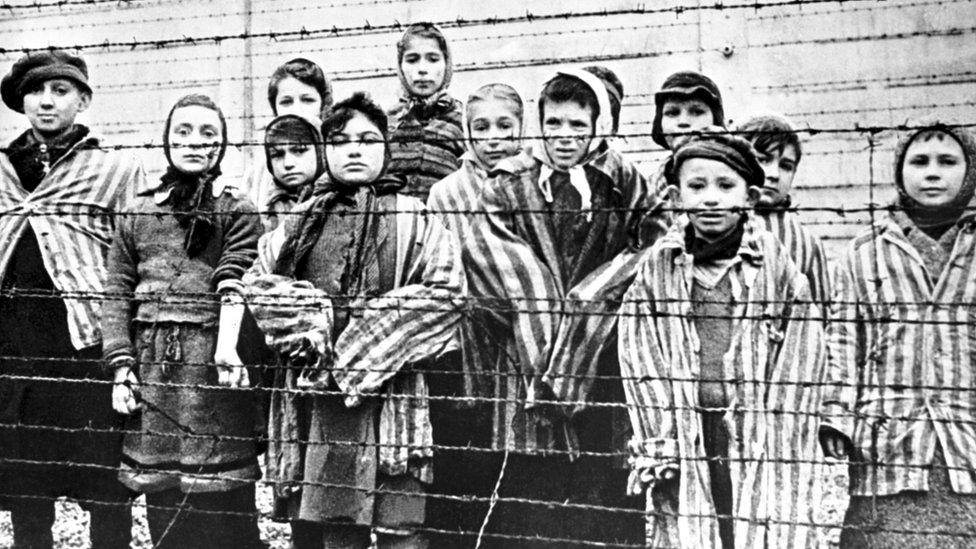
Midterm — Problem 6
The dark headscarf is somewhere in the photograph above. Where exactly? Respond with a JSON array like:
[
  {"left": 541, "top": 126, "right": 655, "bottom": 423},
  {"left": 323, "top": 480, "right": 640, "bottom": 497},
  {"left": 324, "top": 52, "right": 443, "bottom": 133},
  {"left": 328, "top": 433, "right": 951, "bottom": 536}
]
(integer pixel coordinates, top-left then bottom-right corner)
[
  {"left": 274, "top": 97, "right": 404, "bottom": 277},
  {"left": 665, "top": 130, "right": 765, "bottom": 190},
  {"left": 893, "top": 123, "right": 976, "bottom": 231},
  {"left": 651, "top": 71, "right": 726, "bottom": 150},
  {"left": 159, "top": 93, "right": 227, "bottom": 257}
]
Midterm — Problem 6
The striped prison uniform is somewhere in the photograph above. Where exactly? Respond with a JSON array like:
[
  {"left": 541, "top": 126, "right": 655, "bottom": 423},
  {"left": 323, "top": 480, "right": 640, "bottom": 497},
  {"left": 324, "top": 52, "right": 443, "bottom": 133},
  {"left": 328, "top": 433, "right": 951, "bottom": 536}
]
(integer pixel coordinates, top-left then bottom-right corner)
[
  {"left": 249, "top": 192, "right": 465, "bottom": 479},
  {"left": 467, "top": 145, "right": 665, "bottom": 452},
  {"left": 545, "top": 206, "right": 831, "bottom": 421},
  {"left": 0, "top": 133, "right": 145, "bottom": 349},
  {"left": 822, "top": 211, "right": 976, "bottom": 496},
  {"left": 619, "top": 216, "right": 827, "bottom": 549}
]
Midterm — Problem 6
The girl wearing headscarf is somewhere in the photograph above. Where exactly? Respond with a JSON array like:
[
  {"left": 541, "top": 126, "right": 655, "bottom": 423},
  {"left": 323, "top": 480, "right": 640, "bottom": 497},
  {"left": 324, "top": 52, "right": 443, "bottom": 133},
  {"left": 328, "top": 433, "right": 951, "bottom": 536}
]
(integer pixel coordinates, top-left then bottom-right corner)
[
  {"left": 245, "top": 91, "right": 463, "bottom": 549},
  {"left": 821, "top": 124, "right": 976, "bottom": 548},
  {"left": 102, "top": 94, "right": 263, "bottom": 548},
  {"left": 386, "top": 22, "right": 465, "bottom": 201},
  {"left": 619, "top": 132, "right": 826, "bottom": 549}
]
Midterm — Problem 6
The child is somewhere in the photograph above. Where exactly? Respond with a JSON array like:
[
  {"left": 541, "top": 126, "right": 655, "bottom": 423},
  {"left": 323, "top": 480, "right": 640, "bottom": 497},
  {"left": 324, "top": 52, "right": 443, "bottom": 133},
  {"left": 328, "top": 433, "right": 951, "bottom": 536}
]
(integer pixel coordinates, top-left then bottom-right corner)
[
  {"left": 102, "top": 94, "right": 263, "bottom": 549},
  {"left": 468, "top": 69, "right": 664, "bottom": 547},
  {"left": 0, "top": 49, "right": 142, "bottom": 549},
  {"left": 245, "top": 58, "right": 333, "bottom": 232},
  {"left": 245, "top": 92, "right": 462, "bottom": 549},
  {"left": 619, "top": 132, "right": 826, "bottom": 549},
  {"left": 737, "top": 114, "right": 830, "bottom": 305},
  {"left": 425, "top": 83, "right": 525, "bottom": 547},
  {"left": 387, "top": 22, "right": 465, "bottom": 200},
  {"left": 821, "top": 124, "right": 976, "bottom": 548},
  {"left": 262, "top": 113, "right": 326, "bottom": 229}
]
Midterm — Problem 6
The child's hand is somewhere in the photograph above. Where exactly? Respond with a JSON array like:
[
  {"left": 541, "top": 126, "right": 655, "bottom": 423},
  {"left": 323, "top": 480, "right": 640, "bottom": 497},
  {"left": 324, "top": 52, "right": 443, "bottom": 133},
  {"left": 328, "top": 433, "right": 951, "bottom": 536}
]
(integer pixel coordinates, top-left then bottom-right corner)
[
  {"left": 214, "top": 348, "right": 250, "bottom": 388},
  {"left": 112, "top": 365, "right": 141, "bottom": 415},
  {"left": 819, "top": 426, "right": 852, "bottom": 460}
]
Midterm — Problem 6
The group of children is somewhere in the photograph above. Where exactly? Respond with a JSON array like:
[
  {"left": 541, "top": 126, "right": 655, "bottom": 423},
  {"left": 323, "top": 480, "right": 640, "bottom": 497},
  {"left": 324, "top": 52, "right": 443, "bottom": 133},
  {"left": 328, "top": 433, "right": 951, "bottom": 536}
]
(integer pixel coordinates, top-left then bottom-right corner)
[{"left": 0, "top": 20, "right": 974, "bottom": 549}]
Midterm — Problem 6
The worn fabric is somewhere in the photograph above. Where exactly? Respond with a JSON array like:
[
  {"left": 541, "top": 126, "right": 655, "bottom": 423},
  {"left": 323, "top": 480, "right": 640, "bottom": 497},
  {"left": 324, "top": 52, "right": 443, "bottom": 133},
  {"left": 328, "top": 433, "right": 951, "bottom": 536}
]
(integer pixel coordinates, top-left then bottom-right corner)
[
  {"left": 619, "top": 216, "right": 827, "bottom": 548},
  {"left": 758, "top": 208, "right": 831, "bottom": 307},
  {"left": 387, "top": 96, "right": 465, "bottom": 201},
  {"left": 247, "top": 187, "right": 462, "bottom": 524},
  {"left": 0, "top": 130, "right": 145, "bottom": 349},
  {"left": 840, "top": 444, "right": 976, "bottom": 548},
  {"left": 822, "top": 213, "right": 976, "bottom": 496},
  {"left": 145, "top": 484, "right": 263, "bottom": 549},
  {"left": 118, "top": 323, "right": 261, "bottom": 493},
  {"left": 101, "top": 184, "right": 261, "bottom": 362}
]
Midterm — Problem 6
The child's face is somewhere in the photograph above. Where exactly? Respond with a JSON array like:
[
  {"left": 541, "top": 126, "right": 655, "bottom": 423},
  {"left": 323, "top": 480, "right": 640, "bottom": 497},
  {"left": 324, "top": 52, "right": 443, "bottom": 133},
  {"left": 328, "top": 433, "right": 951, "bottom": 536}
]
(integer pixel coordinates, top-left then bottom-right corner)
[
  {"left": 902, "top": 132, "right": 967, "bottom": 209},
  {"left": 168, "top": 105, "right": 222, "bottom": 175},
  {"left": 541, "top": 100, "right": 594, "bottom": 170},
  {"left": 269, "top": 141, "right": 318, "bottom": 190},
  {"left": 757, "top": 144, "right": 798, "bottom": 205},
  {"left": 400, "top": 36, "right": 446, "bottom": 98},
  {"left": 468, "top": 99, "right": 521, "bottom": 169},
  {"left": 326, "top": 111, "right": 385, "bottom": 185},
  {"left": 672, "top": 158, "right": 757, "bottom": 241},
  {"left": 274, "top": 77, "right": 323, "bottom": 120},
  {"left": 660, "top": 98, "right": 713, "bottom": 149},
  {"left": 22, "top": 78, "right": 90, "bottom": 138}
]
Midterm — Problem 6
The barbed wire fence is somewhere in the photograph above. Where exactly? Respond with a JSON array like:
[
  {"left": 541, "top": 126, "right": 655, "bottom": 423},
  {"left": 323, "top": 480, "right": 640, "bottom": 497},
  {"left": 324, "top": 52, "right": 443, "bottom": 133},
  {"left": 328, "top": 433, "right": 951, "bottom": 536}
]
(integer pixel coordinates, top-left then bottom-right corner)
[{"left": 2, "top": 0, "right": 976, "bottom": 547}]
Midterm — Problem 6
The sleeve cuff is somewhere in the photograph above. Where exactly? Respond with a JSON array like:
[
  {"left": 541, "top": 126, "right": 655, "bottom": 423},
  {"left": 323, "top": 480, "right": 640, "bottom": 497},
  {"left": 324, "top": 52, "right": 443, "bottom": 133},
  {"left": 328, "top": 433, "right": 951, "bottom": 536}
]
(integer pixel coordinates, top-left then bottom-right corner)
[{"left": 217, "top": 278, "right": 245, "bottom": 296}]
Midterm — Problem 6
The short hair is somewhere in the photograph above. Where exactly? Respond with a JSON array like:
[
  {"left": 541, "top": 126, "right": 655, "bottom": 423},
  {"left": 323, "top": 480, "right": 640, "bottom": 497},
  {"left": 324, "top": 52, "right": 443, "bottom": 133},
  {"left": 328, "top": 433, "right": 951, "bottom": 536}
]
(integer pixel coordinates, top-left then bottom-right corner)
[
  {"left": 397, "top": 22, "right": 449, "bottom": 63},
  {"left": 736, "top": 115, "right": 802, "bottom": 163},
  {"left": 267, "top": 58, "right": 333, "bottom": 116},
  {"left": 321, "top": 92, "right": 388, "bottom": 141},
  {"left": 538, "top": 74, "right": 600, "bottom": 127},
  {"left": 466, "top": 83, "right": 524, "bottom": 125}
]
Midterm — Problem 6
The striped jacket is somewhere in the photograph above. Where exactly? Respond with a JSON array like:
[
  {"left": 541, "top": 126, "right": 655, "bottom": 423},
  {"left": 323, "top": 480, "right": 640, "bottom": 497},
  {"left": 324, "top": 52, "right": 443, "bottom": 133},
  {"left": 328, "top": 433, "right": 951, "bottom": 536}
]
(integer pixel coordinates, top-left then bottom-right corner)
[
  {"left": 249, "top": 192, "right": 464, "bottom": 478},
  {"left": 822, "top": 212, "right": 976, "bottom": 496},
  {"left": 0, "top": 133, "right": 145, "bottom": 349},
  {"left": 428, "top": 154, "right": 535, "bottom": 450},
  {"left": 468, "top": 146, "right": 664, "bottom": 451},
  {"left": 546, "top": 208, "right": 830, "bottom": 416},
  {"left": 759, "top": 208, "right": 831, "bottom": 306},
  {"left": 619, "top": 217, "right": 827, "bottom": 549}
]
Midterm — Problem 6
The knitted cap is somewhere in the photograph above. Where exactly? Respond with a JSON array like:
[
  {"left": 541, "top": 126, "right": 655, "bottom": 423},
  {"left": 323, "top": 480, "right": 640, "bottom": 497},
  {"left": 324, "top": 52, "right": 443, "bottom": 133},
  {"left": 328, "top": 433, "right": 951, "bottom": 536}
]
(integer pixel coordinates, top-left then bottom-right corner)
[
  {"left": 651, "top": 71, "right": 725, "bottom": 149},
  {"left": 666, "top": 129, "right": 765, "bottom": 189},
  {"left": 2, "top": 50, "right": 92, "bottom": 113}
]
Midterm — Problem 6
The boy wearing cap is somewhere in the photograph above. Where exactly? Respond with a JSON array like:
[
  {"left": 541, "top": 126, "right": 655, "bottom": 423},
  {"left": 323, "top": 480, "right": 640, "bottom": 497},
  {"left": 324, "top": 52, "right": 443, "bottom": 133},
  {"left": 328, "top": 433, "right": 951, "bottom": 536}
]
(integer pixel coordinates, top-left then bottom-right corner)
[
  {"left": 618, "top": 132, "right": 826, "bottom": 548},
  {"left": 0, "top": 50, "right": 143, "bottom": 548}
]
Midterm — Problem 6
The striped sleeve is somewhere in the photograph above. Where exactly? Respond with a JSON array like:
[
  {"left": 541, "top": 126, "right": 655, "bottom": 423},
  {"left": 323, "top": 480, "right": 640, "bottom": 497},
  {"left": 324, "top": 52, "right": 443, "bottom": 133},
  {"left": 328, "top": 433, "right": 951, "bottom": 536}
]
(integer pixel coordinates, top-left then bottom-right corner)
[
  {"left": 470, "top": 176, "right": 561, "bottom": 375},
  {"left": 332, "top": 197, "right": 465, "bottom": 400},
  {"left": 821, "top": 246, "right": 864, "bottom": 440},
  {"left": 618, "top": 254, "right": 679, "bottom": 462}
]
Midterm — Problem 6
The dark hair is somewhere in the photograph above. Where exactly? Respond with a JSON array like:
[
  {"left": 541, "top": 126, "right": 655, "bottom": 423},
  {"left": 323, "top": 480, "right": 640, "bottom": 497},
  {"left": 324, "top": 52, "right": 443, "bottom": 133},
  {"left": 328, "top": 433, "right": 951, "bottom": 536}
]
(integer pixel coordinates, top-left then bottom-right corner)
[
  {"left": 538, "top": 74, "right": 600, "bottom": 127},
  {"left": 736, "top": 115, "right": 802, "bottom": 163},
  {"left": 583, "top": 65, "right": 624, "bottom": 133},
  {"left": 321, "top": 92, "right": 389, "bottom": 141},
  {"left": 267, "top": 58, "right": 333, "bottom": 117}
]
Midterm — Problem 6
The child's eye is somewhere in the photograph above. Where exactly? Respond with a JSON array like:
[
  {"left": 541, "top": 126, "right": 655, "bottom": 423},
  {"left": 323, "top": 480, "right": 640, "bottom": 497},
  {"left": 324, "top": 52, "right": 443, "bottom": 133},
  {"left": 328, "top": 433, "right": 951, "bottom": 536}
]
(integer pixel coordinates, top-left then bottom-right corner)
[
  {"left": 301, "top": 96, "right": 317, "bottom": 104},
  {"left": 278, "top": 97, "right": 293, "bottom": 105},
  {"left": 663, "top": 107, "right": 679, "bottom": 118},
  {"left": 689, "top": 106, "right": 707, "bottom": 117},
  {"left": 938, "top": 156, "right": 960, "bottom": 166},
  {"left": 908, "top": 156, "right": 929, "bottom": 166},
  {"left": 404, "top": 54, "right": 420, "bottom": 64},
  {"left": 780, "top": 160, "right": 796, "bottom": 173},
  {"left": 269, "top": 149, "right": 285, "bottom": 159},
  {"left": 471, "top": 123, "right": 489, "bottom": 132},
  {"left": 290, "top": 145, "right": 309, "bottom": 155}
]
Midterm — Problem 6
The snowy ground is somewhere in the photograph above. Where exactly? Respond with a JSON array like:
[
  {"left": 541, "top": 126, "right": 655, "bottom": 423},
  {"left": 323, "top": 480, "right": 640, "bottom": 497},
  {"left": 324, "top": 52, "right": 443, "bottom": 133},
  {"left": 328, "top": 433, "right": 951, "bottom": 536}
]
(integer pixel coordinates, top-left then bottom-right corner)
[{"left": 0, "top": 464, "right": 849, "bottom": 548}]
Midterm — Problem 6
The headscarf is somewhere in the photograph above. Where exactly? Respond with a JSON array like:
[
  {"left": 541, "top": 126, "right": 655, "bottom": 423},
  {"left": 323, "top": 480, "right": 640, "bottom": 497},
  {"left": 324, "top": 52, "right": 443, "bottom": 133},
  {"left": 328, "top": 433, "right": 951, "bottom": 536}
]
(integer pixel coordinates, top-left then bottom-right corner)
[
  {"left": 651, "top": 71, "right": 726, "bottom": 150},
  {"left": 534, "top": 68, "right": 614, "bottom": 217},
  {"left": 893, "top": 122, "right": 976, "bottom": 229},
  {"left": 158, "top": 93, "right": 227, "bottom": 257},
  {"left": 264, "top": 113, "right": 325, "bottom": 189},
  {"left": 665, "top": 129, "right": 765, "bottom": 190},
  {"left": 274, "top": 99, "right": 404, "bottom": 277},
  {"left": 395, "top": 22, "right": 455, "bottom": 119}
]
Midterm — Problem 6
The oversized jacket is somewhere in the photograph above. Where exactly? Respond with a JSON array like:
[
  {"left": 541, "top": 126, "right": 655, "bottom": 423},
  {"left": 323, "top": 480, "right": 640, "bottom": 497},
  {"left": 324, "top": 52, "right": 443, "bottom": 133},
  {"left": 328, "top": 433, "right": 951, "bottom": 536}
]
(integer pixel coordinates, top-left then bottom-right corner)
[
  {"left": 822, "top": 212, "right": 976, "bottom": 496},
  {"left": 468, "top": 142, "right": 663, "bottom": 451},
  {"left": 619, "top": 216, "right": 827, "bottom": 549},
  {"left": 247, "top": 190, "right": 464, "bottom": 483}
]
